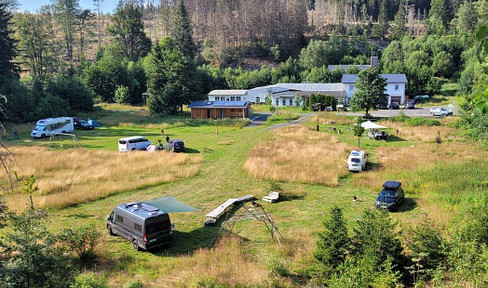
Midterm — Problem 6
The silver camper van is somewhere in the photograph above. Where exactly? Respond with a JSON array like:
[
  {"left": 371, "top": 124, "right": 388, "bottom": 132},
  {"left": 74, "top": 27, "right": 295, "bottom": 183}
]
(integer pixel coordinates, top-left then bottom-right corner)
[{"left": 107, "top": 202, "right": 173, "bottom": 251}]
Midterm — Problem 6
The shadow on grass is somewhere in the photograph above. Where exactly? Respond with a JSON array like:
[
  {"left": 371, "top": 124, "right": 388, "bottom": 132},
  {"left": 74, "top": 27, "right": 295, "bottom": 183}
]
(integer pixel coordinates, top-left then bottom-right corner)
[
  {"left": 396, "top": 198, "right": 417, "bottom": 213},
  {"left": 386, "top": 135, "right": 405, "bottom": 142},
  {"left": 184, "top": 148, "right": 200, "bottom": 154},
  {"left": 365, "top": 161, "right": 383, "bottom": 171},
  {"left": 152, "top": 204, "right": 245, "bottom": 256}
]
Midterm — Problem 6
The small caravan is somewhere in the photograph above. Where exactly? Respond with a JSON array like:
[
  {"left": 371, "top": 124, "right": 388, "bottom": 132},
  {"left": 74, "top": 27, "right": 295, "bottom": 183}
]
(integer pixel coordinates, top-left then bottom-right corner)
[
  {"left": 31, "top": 117, "right": 74, "bottom": 138},
  {"left": 347, "top": 150, "right": 367, "bottom": 172},
  {"left": 107, "top": 202, "right": 173, "bottom": 251}
]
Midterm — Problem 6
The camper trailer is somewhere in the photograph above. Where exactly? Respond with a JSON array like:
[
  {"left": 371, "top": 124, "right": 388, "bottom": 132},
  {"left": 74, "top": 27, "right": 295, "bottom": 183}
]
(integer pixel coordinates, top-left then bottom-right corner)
[
  {"left": 31, "top": 117, "right": 74, "bottom": 138},
  {"left": 107, "top": 202, "right": 173, "bottom": 251}
]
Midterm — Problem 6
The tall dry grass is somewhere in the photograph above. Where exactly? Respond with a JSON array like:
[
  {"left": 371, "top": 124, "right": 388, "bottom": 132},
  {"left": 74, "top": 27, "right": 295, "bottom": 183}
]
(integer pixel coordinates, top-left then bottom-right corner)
[
  {"left": 165, "top": 235, "right": 269, "bottom": 287},
  {"left": 353, "top": 142, "right": 484, "bottom": 190},
  {"left": 244, "top": 126, "right": 352, "bottom": 186},
  {"left": 2, "top": 146, "right": 201, "bottom": 210},
  {"left": 379, "top": 120, "right": 458, "bottom": 142}
]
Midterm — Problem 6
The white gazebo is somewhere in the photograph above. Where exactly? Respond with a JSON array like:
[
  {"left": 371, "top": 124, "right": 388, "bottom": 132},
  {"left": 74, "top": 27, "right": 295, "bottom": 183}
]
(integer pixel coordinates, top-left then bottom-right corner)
[{"left": 361, "top": 120, "right": 387, "bottom": 130}]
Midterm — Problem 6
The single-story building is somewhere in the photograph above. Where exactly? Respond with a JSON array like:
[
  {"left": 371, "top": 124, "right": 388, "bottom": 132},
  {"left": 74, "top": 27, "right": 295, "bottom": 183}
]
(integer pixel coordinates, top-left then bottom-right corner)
[
  {"left": 208, "top": 90, "right": 247, "bottom": 102},
  {"left": 342, "top": 74, "right": 408, "bottom": 105},
  {"left": 187, "top": 101, "right": 251, "bottom": 119}
]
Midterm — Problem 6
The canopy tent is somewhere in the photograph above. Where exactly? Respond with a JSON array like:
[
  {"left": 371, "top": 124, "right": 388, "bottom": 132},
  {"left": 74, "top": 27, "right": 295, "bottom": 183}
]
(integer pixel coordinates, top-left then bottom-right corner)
[
  {"left": 143, "top": 195, "right": 199, "bottom": 213},
  {"left": 361, "top": 120, "right": 387, "bottom": 129}
]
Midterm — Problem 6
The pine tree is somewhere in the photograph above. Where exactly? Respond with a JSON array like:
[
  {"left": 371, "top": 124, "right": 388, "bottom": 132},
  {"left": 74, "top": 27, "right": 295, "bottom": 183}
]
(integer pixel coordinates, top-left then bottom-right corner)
[
  {"left": 373, "top": 0, "right": 389, "bottom": 40},
  {"left": 107, "top": 1, "right": 152, "bottom": 61},
  {"left": 0, "top": 2, "right": 16, "bottom": 76},
  {"left": 53, "top": 0, "right": 80, "bottom": 61},
  {"left": 428, "top": 0, "right": 451, "bottom": 34},
  {"left": 314, "top": 206, "right": 350, "bottom": 271},
  {"left": 392, "top": 0, "right": 406, "bottom": 40},
  {"left": 172, "top": 0, "right": 195, "bottom": 60}
]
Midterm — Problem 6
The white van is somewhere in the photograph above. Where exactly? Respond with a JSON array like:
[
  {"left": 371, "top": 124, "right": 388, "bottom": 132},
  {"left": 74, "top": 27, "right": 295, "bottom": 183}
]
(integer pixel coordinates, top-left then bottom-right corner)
[
  {"left": 118, "top": 136, "right": 152, "bottom": 152},
  {"left": 347, "top": 150, "right": 367, "bottom": 172},
  {"left": 31, "top": 117, "right": 74, "bottom": 138}
]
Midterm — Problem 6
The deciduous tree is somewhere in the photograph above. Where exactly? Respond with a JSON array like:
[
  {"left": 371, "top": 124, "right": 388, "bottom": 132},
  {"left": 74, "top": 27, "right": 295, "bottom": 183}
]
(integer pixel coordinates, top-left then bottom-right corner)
[{"left": 349, "top": 67, "right": 387, "bottom": 116}]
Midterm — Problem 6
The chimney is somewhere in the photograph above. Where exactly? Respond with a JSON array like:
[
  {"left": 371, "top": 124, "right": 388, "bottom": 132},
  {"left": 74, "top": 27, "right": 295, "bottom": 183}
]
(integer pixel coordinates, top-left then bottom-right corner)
[{"left": 371, "top": 56, "right": 378, "bottom": 67}]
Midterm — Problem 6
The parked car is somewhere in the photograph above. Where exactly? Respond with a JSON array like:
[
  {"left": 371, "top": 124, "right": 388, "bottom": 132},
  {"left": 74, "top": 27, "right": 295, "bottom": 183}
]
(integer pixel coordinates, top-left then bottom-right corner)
[
  {"left": 74, "top": 120, "right": 94, "bottom": 130},
  {"left": 347, "top": 150, "right": 367, "bottom": 172},
  {"left": 406, "top": 100, "right": 415, "bottom": 109},
  {"left": 378, "top": 102, "right": 389, "bottom": 109},
  {"left": 390, "top": 102, "right": 400, "bottom": 109},
  {"left": 414, "top": 95, "right": 430, "bottom": 100},
  {"left": 107, "top": 202, "right": 173, "bottom": 251},
  {"left": 168, "top": 139, "right": 185, "bottom": 152},
  {"left": 118, "top": 136, "right": 152, "bottom": 152},
  {"left": 429, "top": 107, "right": 453, "bottom": 117},
  {"left": 375, "top": 181, "right": 405, "bottom": 211}
]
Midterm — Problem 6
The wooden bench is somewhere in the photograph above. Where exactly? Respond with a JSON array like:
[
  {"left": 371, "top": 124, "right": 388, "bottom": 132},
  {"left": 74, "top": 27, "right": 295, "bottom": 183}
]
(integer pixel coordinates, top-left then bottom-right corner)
[{"left": 262, "top": 191, "right": 280, "bottom": 203}]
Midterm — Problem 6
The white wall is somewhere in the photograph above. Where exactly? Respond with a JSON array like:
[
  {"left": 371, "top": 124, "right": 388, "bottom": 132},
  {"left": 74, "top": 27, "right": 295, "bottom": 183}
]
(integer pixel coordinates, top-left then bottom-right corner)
[{"left": 344, "top": 83, "right": 406, "bottom": 104}]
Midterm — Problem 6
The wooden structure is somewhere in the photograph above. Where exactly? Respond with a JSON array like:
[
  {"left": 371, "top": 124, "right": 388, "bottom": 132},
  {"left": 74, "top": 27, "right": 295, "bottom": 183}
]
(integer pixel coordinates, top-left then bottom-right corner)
[
  {"left": 188, "top": 101, "right": 251, "bottom": 119},
  {"left": 204, "top": 195, "right": 255, "bottom": 226}
]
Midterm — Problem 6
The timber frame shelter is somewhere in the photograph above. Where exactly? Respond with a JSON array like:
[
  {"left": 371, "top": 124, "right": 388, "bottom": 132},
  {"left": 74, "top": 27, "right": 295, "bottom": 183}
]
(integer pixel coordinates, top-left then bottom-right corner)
[{"left": 188, "top": 101, "right": 252, "bottom": 119}]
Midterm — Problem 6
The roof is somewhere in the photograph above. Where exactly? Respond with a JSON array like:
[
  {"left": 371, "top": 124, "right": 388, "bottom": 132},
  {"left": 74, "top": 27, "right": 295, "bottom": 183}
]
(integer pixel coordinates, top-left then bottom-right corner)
[
  {"left": 342, "top": 74, "right": 408, "bottom": 84},
  {"left": 119, "top": 136, "right": 147, "bottom": 141},
  {"left": 208, "top": 90, "right": 247, "bottom": 96},
  {"left": 188, "top": 101, "right": 250, "bottom": 109},
  {"left": 117, "top": 202, "right": 166, "bottom": 220},
  {"left": 328, "top": 65, "right": 371, "bottom": 71},
  {"left": 383, "top": 181, "right": 402, "bottom": 189},
  {"left": 251, "top": 83, "right": 344, "bottom": 93}
]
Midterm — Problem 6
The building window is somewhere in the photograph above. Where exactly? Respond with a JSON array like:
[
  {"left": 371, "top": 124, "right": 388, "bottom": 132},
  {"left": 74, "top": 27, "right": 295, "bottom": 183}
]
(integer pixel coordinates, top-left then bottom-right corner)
[
  {"left": 395, "top": 84, "right": 399, "bottom": 90},
  {"left": 282, "top": 99, "right": 286, "bottom": 106},
  {"left": 289, "top": 99, "right": 293, "bottom": 106},
  {"left": 349, "top": 85, "right": 354, "bottom": 91},
  {"left": 215, "top": 97, "right": 219, "bottom": 101},
  {"left": 116, "top": 215, "right": 123, "bottom": 223},
  {"left": 256, "top": 97, "right": 260, "bottom": 103},
  {"left": 230, "top": 96, "right": 235, "bottom": 101},
  {"left": 275, "top": 99, "right": 279, "bottom": 106},
  {"left": 236, "top": 97, "right": 241, "bottom": 101}
]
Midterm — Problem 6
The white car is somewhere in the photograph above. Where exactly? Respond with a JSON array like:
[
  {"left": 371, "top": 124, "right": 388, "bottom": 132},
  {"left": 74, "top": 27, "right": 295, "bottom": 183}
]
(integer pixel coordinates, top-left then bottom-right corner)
[
  {"left": 347, "top": 150, "right": 367, "bottom": 172},
  {"left": 429, "top": 107, "right": 453, "bottom": 117},
  {"left": 118, "top": 136, "right": 152, "bottom": 152}
]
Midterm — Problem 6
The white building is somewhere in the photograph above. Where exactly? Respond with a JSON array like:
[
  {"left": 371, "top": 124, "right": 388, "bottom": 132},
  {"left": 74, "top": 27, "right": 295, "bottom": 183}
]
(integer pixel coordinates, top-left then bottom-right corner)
[
  {"left": 206, "top": 73, "right": 408, "bottom": 107},
  {"left": 342, "top": 74, "right": 408, "bottom": 105}
]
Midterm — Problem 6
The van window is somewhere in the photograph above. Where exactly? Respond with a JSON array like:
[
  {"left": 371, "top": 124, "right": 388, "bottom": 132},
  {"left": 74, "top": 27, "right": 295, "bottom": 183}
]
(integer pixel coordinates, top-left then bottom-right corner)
[
  {"left": 141, "top": 138, "right": 148, "bottom": 142},
  {"left": 145, "top": 214, "right": 170, "bottom": 234},
  {"left": 351, "top": 158, "right": 361, "bottom": 163},
  {"left": 129, "top": 139, "right": 137, "bottom": 143},
  {"left": 119, "top": 140, "right": 127, "bottom": 144},
  {"left": 134, "top": 223, "right": 142, "bottom": 232},
  {"left": 116, "top": 214, "right": 123, "bottom": 223}
]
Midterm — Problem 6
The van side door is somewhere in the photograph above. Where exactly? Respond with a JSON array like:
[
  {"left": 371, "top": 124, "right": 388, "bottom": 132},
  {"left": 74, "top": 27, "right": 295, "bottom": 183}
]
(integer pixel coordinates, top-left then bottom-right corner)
[{"left": 114, "top": 213, "right": 130, "bottom": 240}]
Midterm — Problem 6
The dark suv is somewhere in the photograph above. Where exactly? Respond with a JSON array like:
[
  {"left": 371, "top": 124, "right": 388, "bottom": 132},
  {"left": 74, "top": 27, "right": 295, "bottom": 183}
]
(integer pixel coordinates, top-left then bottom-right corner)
[
  {"left": 375, "top": 181, "right": 404, "bottom": 211},
  {"left": 168, "top": 140, "right": 185, "bottom": 152}
]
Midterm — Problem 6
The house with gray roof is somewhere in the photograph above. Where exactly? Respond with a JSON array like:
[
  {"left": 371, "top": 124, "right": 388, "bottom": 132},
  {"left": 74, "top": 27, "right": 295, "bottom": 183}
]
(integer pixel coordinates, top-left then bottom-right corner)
[{"left": 342, "top": 74, "right": 408, "bottom": 105}]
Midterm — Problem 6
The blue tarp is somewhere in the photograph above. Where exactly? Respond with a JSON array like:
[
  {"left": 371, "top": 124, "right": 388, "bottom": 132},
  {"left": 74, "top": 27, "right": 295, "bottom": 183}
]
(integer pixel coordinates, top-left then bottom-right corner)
[
  {"left": 143, "top": 195, "right": 199, "bottom": 213},
  {"left": 87, "top": 119, "right": 101, "bottom": 127}
]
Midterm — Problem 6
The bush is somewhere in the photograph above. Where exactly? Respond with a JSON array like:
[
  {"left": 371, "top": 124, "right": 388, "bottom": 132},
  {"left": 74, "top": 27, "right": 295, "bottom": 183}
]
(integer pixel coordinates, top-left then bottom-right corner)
[
  {"left": 71, "top": 274, "right": 107, "bottom": 288},
  {"left": 46, "top": 78, "right": 94, "bottom": 112},
  {"left": 405, "top": 117, "right": 440, "bottom": 126},
  {"left": 115, "top": 85, "right": 130, "bottom": 104},
  {"left": 58, "top": 225, "right": 101, "bottom": 261},
  {"left": 35, "top": 94, "right": 71, "bottom": 119}
]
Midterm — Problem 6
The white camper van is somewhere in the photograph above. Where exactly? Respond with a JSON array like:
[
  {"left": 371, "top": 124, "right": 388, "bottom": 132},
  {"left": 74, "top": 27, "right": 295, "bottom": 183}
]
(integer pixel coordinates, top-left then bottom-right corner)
[
  {"left": 347, "top": 150, "right": 367, "bottom": 172},
  {"left": 118, "top": 136, "right": 152, "bottom": 152},
  {"left": 31, "top": 117, "right": 74, "bottom": 138}
]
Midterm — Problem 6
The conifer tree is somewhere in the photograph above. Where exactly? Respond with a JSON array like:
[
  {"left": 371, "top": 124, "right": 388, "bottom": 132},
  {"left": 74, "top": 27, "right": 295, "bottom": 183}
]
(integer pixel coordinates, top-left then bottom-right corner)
[
  {"left": 171, "top": 0, "right": 195, "bottom": 60},
  {"left": 0, "top": 2, "right": 16, "bottom": 76},
  {"left": 392, "top": 0, "right": 406, "bottom": 40},
  {"left": 314, "top": 206, "right": 350, "bottom": 271}
]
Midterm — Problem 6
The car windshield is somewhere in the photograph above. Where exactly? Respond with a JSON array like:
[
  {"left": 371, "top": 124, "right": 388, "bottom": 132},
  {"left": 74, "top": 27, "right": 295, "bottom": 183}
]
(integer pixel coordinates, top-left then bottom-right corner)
[
  {"left": 119, "top": 140, "right": 127, "bottom": 144},
  {"left": 351, "top": 158, "right": 360, "bottom": 163},
  {"left": 80, "top": 120, "right": 87, "bottom": 124},
  {"left": 380, "top": 189, "right": 397, "bottom": 197},
  {"left": 33, "top": 125, "right": 45, "bottom": 131}
]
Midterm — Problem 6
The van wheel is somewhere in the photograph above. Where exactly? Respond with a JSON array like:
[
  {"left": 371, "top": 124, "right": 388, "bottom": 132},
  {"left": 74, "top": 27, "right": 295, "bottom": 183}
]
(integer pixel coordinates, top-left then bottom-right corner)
[
  {"left": 107, "top": 225, "right": 114, "bottom": 236},
  {"left": 132, "top": 239, "right": 139, "bottom": 251},
  {"left": 41, "top": 134, "right": 46, "bottom": 138}
]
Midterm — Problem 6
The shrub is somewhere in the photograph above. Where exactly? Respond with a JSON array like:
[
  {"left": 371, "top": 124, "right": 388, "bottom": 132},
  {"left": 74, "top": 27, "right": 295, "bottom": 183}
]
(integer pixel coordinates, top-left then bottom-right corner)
[
  {"left": 35, "top": 94, "right": 71, "bottom": 119},
  {"left": 58, "top": 225, "right": 101, "bottom": 261},
  {"left": 124, "top": 280, "right": 144, "bottom": 288},
  {"left": 406, "top": 117, "right": 441, "bottom": 127},
  {"left": 114, "top": 85, "right": 130, "bottom": 104},
  {"left": 46, "top": 77, "right": 94, "bottom": 112},
  {"left": 71, "top": 274, "right": 107, "bottom": 288}
]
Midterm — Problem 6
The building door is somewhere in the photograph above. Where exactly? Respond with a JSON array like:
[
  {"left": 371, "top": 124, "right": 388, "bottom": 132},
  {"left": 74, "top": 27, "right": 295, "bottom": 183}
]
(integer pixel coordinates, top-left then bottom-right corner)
[
  {"left": 207, "top": 109, "right": 211, "bottom": 119},
  {"left": 221, "top": 109, "right": 226, "bottom": 118},
  {"left": 256, "top": 97, "right": 260, "bottom": 103}
]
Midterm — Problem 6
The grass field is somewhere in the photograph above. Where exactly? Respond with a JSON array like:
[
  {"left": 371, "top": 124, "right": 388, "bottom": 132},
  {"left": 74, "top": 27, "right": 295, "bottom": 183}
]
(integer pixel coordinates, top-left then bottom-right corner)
[{"left": 2, "top": 104, "right": 487, "bottom": 287}]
